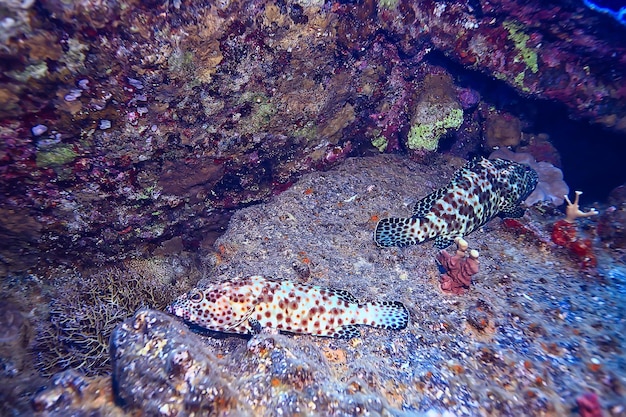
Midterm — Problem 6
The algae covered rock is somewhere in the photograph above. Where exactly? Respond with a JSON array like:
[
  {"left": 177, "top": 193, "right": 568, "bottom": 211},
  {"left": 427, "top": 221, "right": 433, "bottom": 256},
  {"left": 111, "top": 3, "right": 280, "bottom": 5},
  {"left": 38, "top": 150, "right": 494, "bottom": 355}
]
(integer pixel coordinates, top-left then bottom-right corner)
[
  {"left": 407, "top": 74, "right": 463, "bottom": 157},
  {"left": 28, "top": 155, "right": 626, "bottom": 416},
  {"left": 109, "top": 308, "right": 401, "bottom": 416},
  {"left": 110, "top": 309, "right": 246, "bottom": 416}
]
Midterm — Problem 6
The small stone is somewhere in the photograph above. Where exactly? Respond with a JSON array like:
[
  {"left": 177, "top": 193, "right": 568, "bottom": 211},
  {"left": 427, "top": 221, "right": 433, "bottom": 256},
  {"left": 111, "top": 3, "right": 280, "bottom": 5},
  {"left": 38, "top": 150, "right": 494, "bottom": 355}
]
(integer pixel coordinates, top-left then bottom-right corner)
[
  {"left": 64, "top": 89, "right": 82, "bottom": 102},
  {"left": 31, "top": 124, "right": 47, "bottom": 136},
  {"left": 127, "top": 77, "right": 144, "bottom": 89},
  {"left": 99, "top": 120, "right": 112, "bottom": 130}
]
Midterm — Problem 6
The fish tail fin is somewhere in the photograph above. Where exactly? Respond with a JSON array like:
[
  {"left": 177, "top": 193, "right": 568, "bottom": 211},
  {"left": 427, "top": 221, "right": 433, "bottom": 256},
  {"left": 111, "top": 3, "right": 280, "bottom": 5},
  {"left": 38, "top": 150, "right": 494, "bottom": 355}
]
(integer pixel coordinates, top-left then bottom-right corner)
[
  {"left": 363, "top": 301, "right": 409, "bottom": 330},
  {"left": 374, "top": 217, "right": 421, "bottom": 247}
]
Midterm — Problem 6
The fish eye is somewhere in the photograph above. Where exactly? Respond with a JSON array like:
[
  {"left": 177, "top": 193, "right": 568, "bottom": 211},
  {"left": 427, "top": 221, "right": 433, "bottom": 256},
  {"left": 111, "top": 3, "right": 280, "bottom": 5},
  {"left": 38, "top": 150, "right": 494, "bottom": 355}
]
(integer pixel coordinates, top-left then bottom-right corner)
[{"left": 190, "top": 291, "right": 203, "bottom": 303}]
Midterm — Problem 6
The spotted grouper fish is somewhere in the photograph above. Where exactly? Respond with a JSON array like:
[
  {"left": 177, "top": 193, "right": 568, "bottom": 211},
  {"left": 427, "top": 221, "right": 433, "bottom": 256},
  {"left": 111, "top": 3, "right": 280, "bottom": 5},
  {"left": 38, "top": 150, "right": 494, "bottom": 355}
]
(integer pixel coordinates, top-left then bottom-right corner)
[
  {"left": 167, "top": 275, "right": 409, "bottom": 339},
  {"left": 375, "top": 157, "right": 538, "bottom": 249}
]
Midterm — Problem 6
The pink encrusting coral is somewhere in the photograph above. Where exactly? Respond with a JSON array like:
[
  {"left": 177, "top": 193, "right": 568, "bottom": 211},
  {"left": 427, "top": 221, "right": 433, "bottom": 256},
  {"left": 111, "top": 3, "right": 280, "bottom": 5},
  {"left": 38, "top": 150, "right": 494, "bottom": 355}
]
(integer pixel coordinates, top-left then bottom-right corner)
[{"left": 576, "top": 392, "right": 603, "bottom": 417}]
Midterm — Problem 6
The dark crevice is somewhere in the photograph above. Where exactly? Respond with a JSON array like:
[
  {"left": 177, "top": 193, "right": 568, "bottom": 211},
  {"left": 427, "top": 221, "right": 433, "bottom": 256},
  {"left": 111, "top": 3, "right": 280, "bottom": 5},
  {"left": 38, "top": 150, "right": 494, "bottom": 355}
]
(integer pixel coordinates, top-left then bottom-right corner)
[{"left": 426, "top": 50, "right": 626, "bottom": 202}]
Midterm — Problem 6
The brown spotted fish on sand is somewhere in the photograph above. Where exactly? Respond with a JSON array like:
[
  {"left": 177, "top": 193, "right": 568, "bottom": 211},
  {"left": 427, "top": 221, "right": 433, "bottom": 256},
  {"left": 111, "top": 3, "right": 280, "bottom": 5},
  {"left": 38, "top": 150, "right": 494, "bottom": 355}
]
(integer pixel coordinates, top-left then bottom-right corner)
[{"left": 167, "top": 275, "right": 409, "bottom": 339}]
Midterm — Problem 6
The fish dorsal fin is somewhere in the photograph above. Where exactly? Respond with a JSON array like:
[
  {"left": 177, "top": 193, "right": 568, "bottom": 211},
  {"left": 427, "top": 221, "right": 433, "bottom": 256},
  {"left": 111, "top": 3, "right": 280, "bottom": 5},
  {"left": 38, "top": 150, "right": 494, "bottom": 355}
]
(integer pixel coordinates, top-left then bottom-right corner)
[
  {"left": 464, "top": 155, "right": 486, "bottom": 170},
  {"left": 412, "top": 188, "right": 448, "bottom": 217},
  {"left": 328, "top": 288, "right": 359, "bottom": 304}
]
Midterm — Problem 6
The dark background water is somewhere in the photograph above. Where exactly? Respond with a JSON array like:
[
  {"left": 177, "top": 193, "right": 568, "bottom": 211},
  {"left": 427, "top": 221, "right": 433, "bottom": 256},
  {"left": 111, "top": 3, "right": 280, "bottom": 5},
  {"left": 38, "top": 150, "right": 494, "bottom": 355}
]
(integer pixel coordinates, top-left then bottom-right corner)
[
  {"left": 536, "top": 106, "right": 626, "bottom": 204},
  {"left": 430, "top": 51, "right": 626, "bottom": 204}
]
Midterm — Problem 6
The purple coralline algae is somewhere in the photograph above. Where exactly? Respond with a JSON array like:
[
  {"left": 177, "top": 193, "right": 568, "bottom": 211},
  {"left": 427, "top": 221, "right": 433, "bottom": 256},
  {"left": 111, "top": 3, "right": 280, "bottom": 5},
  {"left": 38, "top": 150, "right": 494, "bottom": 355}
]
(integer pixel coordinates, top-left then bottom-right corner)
[
  {"left": 0, "top": 1, "right": 625, "bottom": 414},
  {"left": 0, "top": 0, "right": 624, "bottom": 269}
]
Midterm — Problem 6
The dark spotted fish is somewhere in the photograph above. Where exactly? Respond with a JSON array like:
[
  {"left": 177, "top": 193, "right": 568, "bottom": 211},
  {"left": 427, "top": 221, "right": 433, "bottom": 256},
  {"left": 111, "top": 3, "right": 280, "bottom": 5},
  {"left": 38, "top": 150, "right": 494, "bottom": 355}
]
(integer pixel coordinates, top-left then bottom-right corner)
[
  {"left": 167, "top": 275, "right": 409, "bottom": 339},
  {"left": 375, "top": 157, "right": 538, "bottom": 249}
]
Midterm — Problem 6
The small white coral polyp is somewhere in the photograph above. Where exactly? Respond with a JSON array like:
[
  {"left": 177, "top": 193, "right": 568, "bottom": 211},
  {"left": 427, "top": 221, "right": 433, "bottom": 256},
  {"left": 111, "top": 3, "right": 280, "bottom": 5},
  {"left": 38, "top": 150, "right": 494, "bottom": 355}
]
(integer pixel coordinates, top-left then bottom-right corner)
[{"left": 489, "top": 148, "right": 569, "bottom": 206}]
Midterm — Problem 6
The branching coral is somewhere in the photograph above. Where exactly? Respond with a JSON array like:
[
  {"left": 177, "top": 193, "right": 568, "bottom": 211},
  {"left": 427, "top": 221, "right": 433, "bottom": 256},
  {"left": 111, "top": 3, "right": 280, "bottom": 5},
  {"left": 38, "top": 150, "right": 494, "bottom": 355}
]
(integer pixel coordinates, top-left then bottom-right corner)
[{"left": 34, "top": 258, "right": 199, "bottom": 376}]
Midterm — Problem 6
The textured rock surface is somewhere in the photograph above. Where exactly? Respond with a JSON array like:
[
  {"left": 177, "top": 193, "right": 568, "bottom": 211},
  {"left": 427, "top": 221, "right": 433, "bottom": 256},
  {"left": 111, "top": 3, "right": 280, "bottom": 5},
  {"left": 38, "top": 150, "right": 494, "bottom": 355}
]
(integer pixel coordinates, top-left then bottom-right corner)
[
  {"left": 28, "top": 154, "right": 626, "bottom": 416},
  {"left": 200, "top": 155, "right": 625, "bottom": 414},
  {"left": 1, "top": 0, "right": 624, "bottom": 270}
]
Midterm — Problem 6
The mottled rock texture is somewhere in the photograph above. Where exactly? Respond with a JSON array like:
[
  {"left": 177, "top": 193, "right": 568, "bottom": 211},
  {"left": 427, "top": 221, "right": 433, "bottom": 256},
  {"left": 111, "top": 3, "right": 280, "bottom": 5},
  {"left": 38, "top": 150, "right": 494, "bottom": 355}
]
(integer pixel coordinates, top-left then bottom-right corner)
[
  {"left": 0, "top": 0, "right": 624, "bottom": 270},
  {"left": 24, "top": 155, "right": 626, "bottom": 416}
]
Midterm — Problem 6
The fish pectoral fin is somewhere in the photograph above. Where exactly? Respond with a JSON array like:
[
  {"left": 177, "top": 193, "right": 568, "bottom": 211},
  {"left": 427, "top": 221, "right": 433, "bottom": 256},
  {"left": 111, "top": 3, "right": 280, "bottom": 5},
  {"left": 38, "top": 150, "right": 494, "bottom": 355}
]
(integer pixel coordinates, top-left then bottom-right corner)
[
  {"left": 499, "top": 206, "right": 525, "bottom": 218},
  {"left": 227, "top": 304, "right": 258, "bottom": 332},
  {"left": 329, "top": 324, "right": 361, "bottom": 339},
  {"left": 248, "top": 317, "right": 263, "bottom": 334}
]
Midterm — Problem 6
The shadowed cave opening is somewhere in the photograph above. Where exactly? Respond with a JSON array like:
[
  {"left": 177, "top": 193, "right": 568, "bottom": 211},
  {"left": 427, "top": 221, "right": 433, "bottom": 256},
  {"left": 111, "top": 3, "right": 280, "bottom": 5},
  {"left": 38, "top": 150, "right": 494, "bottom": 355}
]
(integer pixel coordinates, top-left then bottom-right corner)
[{"left": 427, "top": 50, "right": 626, "bottom": 204}]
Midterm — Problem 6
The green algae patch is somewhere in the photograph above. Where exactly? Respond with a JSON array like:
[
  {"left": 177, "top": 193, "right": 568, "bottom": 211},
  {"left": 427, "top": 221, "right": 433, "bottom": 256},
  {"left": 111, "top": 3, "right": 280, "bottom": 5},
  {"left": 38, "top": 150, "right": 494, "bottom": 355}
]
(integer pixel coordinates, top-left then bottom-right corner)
[
  {"left": 7, "top": 62, "right": 49, "bottom": 82},
  {"left": 503, "top": 21, "right": 538, "bottom": 74},
  {"left": 372, "top": 135, "right": 388, "bottom": 152},
  {"left": 407, "top": 108, "right": 463, "bottom": 151},
  {"left": 36, "top": 144, "right": 78, "bottom": 168},
  {"left": 238, "top": 92, "right": 277, "bottom": 134},
  {"left": 378, "top": 0, "right": 399, "bottom": 10},
  {"left": 407, "top": 74, "right": 464, "bottom": 152}
]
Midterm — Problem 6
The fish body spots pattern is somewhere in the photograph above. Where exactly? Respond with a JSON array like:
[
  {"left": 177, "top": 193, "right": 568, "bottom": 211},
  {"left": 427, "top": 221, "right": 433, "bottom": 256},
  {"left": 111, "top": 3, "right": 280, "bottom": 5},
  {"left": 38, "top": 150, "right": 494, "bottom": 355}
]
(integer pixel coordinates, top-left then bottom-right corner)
[
  {"left": 167, "top": 276, "right": 409, "bottom": 338},
  {"left": 375, "top": 157, "right": 538, "bottom": 248}
]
